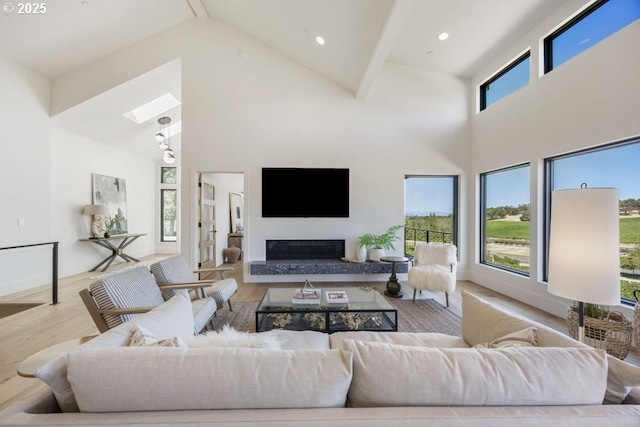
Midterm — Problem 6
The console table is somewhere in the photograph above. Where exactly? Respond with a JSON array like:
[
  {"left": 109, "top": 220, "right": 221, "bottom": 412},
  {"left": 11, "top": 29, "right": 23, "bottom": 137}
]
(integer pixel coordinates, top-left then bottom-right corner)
[{"left": 80, "top": 233, "right": 146, "bottom": 272}]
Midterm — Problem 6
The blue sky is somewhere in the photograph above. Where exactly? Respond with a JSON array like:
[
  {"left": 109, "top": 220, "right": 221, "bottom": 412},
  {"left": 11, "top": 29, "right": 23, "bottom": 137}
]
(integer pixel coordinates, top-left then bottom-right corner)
[
  {"left": 485, "top": 142, "right": 640, "bottom": 208},
  {"left": 553, "top": 143, "right": 640, "bottom": 200},
  {"left": 486, "top": 166, "right": 531, "bottom": 208},
  {"left": 405, "top": 177, "right": 454, "bottom": 215}
]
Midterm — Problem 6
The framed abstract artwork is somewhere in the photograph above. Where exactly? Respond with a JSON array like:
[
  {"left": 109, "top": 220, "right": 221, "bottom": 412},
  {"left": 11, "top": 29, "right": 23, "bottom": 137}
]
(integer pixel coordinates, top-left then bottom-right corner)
[{"left": 92, "top": 173, "right": 128, "bottom": 235}]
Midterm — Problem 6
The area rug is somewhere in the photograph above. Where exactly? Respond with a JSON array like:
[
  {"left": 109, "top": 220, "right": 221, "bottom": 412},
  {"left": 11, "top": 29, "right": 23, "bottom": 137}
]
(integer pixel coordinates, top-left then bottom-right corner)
[{"left": 212, "top": 299, "right": 461, "bottom": 336}]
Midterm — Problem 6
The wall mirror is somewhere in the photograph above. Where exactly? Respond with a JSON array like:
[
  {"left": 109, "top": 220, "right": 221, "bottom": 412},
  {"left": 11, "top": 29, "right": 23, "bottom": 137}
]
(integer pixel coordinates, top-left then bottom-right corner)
[{"left": 230, "top": 192, "right": 244, "bottom": 233}]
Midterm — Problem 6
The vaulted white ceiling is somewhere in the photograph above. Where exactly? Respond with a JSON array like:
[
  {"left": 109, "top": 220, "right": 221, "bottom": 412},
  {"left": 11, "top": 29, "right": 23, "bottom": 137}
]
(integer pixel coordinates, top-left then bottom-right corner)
[{"left": 0, "top": 0, "right": 567, "bottom": 160}]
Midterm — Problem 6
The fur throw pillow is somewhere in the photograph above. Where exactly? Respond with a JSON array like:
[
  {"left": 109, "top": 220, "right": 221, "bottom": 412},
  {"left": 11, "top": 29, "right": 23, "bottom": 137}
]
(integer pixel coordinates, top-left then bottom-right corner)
[{"left": 186, "top": 324, "right": 283, "bottom": 349}]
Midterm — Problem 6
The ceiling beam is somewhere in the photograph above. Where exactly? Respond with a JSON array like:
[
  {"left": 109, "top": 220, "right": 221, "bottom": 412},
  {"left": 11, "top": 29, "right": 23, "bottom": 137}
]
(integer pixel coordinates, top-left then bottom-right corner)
[
  {"left": 186, "top": 0, "right": 209, "bottom": 19},
  {"left": 355, "top": 0, "right": 415, "bottom": 99}
]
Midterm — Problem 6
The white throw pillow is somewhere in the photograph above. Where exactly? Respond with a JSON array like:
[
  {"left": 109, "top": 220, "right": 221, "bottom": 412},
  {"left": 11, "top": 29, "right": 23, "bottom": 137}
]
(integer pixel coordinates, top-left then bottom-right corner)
[
  {"left": 186, "top": 324, "right": 282, "bottom": 349},
  {"left": 344, "top": 340, "right": 607, "bottom": 407},
  {"left": 473, "top": 326, "right": 537, "bottom": 349}
]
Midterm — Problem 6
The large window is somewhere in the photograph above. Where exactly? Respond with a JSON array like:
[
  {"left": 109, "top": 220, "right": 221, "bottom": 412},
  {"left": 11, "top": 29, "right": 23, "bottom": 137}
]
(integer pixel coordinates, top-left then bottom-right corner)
[
  {"left": 479, "top": 52, "right": 530, "bottom": 111},
  {"left": 160, "top": 166, "right": 178, "bottom": 242},
  {"left": 404, "top": 176, "right": 458, "bottom": 256},
  {"left": 544, "top": 0, "right": 640, "bottom": 73},
  {"left": 544, "top": 138, "right": 640, "bottom": 304},
  {"left": 480, "top": 164, "right": 531, "bottom": 275}
]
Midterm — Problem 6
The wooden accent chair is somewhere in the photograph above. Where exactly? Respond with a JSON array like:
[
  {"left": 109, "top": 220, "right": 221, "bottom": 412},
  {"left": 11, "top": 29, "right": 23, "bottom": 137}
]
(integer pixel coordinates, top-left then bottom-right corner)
[
  {"left": 150, "top": 256, "right": 238, "bottom": 311},
  {"left": 407, "top": 243, "right": 457, "bottom": 307},
  {"left": 79, "top": 266, "right": 217, "bottom": 333}
]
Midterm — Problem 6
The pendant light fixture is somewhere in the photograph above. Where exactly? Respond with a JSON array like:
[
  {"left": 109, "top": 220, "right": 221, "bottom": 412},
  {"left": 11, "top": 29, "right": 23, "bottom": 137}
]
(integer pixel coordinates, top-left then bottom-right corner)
[{"left": 156, "top": 116, "right": 171, "bottom": 149}]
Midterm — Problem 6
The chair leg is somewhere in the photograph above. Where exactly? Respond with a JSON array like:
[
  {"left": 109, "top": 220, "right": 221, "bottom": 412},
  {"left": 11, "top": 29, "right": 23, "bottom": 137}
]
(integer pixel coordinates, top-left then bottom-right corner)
[
  {"left": 228, "top": 300, "right": 233, "bottom": 311},
  {"left": 412, "top": 288, "right": 417, "bottom": 302},
  {"left": 445, "top": 292, "right": 450, "bottom": 308}
]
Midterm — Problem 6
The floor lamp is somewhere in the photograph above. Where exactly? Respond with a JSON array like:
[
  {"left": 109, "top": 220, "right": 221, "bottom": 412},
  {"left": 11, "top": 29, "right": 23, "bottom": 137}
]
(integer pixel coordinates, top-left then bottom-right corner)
[{"left": 547, "top": 186, "right": 620, "bottom": 343}]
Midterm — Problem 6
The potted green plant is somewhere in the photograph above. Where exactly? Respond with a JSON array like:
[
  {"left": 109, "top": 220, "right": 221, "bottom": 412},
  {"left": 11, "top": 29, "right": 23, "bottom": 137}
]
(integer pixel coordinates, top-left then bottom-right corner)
[{"left": 358, "top": 225, "right": 403, "bottom": 262}]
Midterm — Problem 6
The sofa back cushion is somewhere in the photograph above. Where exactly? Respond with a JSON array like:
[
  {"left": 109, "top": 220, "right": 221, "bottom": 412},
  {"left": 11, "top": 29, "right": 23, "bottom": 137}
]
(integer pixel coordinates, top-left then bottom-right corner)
[
  {"left": 68, "top": 347, "right": 352, "bottom": 412},
  {"left": 344, "top": 340, "right": 607, "bottom": 407}
]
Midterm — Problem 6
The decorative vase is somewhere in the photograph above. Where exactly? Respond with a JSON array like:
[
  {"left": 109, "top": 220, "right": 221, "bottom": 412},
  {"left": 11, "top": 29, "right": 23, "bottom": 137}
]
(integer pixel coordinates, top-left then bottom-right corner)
[
  {"left": 223, "top": 245, "right": 241, "bottom": 263},
  {"left": 368, "top": 248, "right": 385, "bottom": 262},
  {"left": 357, "top": 246, "right": 367, "bottom": 262}
]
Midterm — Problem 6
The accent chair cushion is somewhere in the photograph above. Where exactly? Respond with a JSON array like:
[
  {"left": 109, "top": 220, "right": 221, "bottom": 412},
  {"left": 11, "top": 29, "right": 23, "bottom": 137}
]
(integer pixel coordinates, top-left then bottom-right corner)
[
  {"left": 344, "top": 339, "right": 607, "bottom": 407},
  {"left": 89, "top": 266, "right": 165, "bottom": 329},
  {"left": 414, "top": 243, "right": 457, "bottom": 267},
  {"left": 150, "top": 256, "right": 198, "bottom": 300}
]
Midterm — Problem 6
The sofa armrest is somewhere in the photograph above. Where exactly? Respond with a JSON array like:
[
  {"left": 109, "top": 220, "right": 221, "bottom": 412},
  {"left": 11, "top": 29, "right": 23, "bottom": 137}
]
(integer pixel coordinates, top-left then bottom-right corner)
[{"left": 98, "top": 307, "right": 154, "bottom": 315}]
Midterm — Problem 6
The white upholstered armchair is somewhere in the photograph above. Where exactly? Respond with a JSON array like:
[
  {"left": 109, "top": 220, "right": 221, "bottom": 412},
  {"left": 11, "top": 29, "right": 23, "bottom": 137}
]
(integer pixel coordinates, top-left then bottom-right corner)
[{"left": 407, "top": 243, "right": 457, "bottom": 307}]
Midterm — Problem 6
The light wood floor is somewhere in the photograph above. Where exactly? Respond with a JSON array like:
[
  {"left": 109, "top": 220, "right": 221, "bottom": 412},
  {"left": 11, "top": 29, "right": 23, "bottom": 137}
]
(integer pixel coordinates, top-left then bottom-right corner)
[{"left": 1, "top": 255, "right": 637, "bottom": 411}]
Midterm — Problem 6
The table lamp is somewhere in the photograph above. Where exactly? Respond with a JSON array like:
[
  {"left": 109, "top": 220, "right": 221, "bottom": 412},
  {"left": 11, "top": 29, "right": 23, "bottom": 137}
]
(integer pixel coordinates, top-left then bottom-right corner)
[
  {"left": 547, "top": 185, "right": 620, "bottom": 343},
  {"left": 84, "top": 204, "right": 109, "bottom": 238}
]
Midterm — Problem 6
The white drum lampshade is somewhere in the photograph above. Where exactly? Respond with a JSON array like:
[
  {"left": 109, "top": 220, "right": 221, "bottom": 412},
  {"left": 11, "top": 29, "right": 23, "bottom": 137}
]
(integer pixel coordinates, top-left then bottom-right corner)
[{"left": 547, "top": 187, "right": 620, "bottom": 307}]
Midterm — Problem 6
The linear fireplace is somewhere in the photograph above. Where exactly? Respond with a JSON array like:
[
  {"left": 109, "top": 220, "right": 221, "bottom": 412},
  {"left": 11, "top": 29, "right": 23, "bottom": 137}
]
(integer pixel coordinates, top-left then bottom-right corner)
[{"left": 266, "top": 239, "right": 345, "bottom": 260}]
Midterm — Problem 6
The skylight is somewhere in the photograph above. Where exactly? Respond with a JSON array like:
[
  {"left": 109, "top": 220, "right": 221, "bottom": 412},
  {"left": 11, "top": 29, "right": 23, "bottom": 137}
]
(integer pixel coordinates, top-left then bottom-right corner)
[{"left": 123, "top": 93, "right": 181, "bottom": 124}]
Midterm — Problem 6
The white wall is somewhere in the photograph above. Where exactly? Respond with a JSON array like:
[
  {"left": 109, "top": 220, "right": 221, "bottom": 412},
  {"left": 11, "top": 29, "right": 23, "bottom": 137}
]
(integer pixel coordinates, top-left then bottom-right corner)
[
  {"left": 176, "top": 22, "right": 470, "bottom": 282},
  {"left": 51, "top": 128, "right": 156, "bottom": 277},
  {"left": 0, "top": 55, "right": 53, "bottom": 297},
  {"left": 49, "top": 19, "right": 471, "bottom": 282},
  {"left": 469, "top": 0, "right": 640, "bottom": 319}
]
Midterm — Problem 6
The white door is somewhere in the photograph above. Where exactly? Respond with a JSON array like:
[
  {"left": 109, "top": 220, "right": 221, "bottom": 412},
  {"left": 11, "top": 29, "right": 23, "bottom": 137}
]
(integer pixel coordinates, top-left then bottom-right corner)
[{"left": 198, "top": 174, "right": 216, "bottom": 276}]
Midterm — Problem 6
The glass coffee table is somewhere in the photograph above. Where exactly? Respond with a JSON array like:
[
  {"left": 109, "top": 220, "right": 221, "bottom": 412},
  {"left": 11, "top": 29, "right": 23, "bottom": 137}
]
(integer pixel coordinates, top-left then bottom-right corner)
[{"left": 255, "top": 287, "right": 397, "bottom": 333}]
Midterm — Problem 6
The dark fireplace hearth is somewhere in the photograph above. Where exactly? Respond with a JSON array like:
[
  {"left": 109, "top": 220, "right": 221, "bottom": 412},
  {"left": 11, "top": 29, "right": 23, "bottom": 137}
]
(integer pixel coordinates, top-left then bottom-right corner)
[{"left": 266, "top": 239, "right": 345, "bottom": 260}]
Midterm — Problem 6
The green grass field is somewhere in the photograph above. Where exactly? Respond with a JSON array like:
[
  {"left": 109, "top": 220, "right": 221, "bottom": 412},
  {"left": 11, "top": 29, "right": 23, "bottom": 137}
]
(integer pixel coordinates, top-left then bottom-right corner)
[
  {"left": 486, "top": 220, "right": 530, "bottom": 241},
  {"left": 486, "top": 216, "right": 640, "bottom": 244}
]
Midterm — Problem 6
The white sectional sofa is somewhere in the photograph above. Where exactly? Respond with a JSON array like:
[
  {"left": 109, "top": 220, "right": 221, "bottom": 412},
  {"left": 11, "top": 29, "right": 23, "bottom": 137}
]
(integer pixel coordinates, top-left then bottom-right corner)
[{"left": 2, "top": 290, "right": 640, "bottom": 426}]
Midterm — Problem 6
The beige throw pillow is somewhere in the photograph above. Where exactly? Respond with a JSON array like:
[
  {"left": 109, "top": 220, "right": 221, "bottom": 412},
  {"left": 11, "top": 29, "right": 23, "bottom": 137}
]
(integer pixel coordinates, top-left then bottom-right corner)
[
  {"left": 473, "top": 326, "right": 537, "bottom": 349},
  {"left": 129, "top": 324, "right": 187, "bottom": 347}
]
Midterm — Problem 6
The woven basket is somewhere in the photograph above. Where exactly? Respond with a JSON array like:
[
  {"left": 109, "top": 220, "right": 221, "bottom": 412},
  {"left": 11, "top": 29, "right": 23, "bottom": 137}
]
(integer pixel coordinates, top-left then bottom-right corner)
[{"left": 566, "top": 305, "right": 632, "bottom": 360}]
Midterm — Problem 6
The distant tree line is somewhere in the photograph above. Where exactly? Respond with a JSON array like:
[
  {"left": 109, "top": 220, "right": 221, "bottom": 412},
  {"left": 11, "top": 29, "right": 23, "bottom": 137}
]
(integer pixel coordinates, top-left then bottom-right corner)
[
  {"left": 486, "top": 204, "right": 530, "bottom": 221},
  {"left": 620, "top": 198, "right": 640, "bottom": 215}
]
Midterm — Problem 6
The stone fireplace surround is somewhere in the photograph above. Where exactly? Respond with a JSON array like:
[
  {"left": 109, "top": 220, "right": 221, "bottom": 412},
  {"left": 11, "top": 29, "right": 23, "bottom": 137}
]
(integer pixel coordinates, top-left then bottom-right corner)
[{"left": 250, "top": 239, "right": 408, "bottom": 275}]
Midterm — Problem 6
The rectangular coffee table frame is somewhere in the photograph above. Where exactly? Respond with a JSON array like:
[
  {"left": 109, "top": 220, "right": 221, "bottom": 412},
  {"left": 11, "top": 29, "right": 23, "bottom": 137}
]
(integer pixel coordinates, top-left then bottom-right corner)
[{"left": 255, "top": 287, "right": 398, "bottom": 333}]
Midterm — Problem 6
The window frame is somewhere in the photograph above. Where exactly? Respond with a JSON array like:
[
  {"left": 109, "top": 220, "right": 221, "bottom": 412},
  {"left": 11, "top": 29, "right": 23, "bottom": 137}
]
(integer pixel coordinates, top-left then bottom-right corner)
[
  {"left": 543, "top": 136, "right": 640, "bottom": 305},
  {"left": 160, "top": 188, "right": 177, "bottom": 243},
  {"left": 479, "top": 163, "right": 531, "bottom": 276},
  {"left": 479, "top": 51, "right": 530, "bottom": 111},
  {"left": 403, "top": 175, "right": 459, "bottom": 256}
]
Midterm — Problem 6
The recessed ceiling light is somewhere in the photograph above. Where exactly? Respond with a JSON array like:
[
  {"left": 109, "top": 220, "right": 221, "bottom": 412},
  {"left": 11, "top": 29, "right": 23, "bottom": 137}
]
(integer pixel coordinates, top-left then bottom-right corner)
[
  {"left": 315, "top": 36, "right": 325, "bottom": 45},
  {"left": 438, "top": 32, "right": 449, "bottom": 41}
]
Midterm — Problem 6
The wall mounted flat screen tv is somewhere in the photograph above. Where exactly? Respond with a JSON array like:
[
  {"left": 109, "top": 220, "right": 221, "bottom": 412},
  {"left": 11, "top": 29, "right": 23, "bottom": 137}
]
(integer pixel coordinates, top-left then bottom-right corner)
[{"left": 262, "top": 168, "right": 349, "bottom": 218}]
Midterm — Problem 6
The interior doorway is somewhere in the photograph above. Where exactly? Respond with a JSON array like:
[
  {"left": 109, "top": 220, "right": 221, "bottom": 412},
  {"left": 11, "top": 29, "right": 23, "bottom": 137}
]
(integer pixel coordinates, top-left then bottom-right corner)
[{"left": 196, "top": 172, "right": 245, "bottom": 270}]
